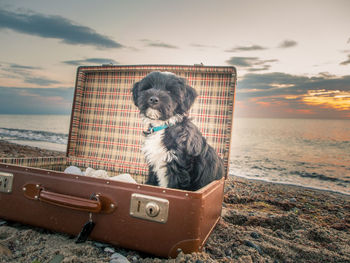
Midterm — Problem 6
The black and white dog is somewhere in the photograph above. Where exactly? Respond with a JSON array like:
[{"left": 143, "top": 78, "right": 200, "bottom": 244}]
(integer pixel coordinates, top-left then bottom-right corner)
[{"left": 132, "top": 71, "right": 224, "bottom": 191}]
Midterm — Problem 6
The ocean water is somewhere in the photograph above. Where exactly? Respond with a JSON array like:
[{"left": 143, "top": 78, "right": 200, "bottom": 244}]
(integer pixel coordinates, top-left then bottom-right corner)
[
  {"left": 0, "top": 114, "right": 349, "bottom": 195},
  {"left": 230, "top": 118, "right": 350, "bottom": 195},
  {"left": 0, "top": 114, "right": 70, "bottom": 152}
]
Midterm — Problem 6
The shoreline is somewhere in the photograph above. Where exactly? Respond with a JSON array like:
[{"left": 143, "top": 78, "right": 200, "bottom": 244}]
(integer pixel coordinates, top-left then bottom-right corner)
[
  {"left": 0, "top": 140, "right": 65, "bottom": 158},
  {"left": 232, "top": 174, "right": 350, "bottom": 197},
  {"left": 5, "top": 139, "right": 67, "bottom": 152},
  {"left": 0, "top": 140, "right": 349, "bottom": 262}
]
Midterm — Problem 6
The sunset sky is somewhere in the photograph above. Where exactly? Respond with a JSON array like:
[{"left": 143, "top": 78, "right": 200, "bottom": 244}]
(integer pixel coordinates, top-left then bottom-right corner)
[{"left": 0, "top": 0, "right": 349, "bottom": 119}]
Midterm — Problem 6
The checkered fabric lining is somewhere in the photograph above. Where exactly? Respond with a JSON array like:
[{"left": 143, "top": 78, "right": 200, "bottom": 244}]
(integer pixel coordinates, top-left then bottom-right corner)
[
  {"left": 67, "top": 65, "right": 236, "bottom": 184},
  {"left": 0, "top": 157, "right": 67, "bottom": 171}
]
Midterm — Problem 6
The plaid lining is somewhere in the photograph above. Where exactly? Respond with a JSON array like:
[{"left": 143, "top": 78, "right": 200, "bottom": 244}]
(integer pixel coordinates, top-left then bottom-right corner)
[
  {"left": 67, "top": 65, "right": 236, "bottom": 184},
  {"left": 0, "top": 157, "right": 67, "bottom": 171}
]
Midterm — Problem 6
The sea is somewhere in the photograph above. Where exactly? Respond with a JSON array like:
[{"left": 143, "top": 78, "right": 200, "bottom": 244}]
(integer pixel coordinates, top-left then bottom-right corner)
[{"left": 0, "top": 114, "right": 349, "bottom": 195}]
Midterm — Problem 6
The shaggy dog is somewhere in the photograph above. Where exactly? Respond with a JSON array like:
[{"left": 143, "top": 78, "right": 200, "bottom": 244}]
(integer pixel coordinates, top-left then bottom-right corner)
[{"left": 132, "top": 71, "right": 224, "bottom": 191}]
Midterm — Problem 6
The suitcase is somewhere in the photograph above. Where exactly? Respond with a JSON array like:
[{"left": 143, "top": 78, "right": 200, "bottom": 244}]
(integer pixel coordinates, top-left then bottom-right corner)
[{"left": 0, "top": 64, "right": 236, "bottom": 258}]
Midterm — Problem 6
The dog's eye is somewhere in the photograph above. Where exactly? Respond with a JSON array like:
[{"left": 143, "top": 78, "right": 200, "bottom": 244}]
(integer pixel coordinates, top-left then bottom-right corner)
[{"left": 140, "top": 84, "right": 152, "bottom": 91}]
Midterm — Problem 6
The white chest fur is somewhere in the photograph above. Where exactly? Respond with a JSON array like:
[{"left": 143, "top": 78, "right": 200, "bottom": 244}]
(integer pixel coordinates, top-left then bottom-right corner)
[{"left": 142, "top": 130, "right": 169, "bottom": 187}]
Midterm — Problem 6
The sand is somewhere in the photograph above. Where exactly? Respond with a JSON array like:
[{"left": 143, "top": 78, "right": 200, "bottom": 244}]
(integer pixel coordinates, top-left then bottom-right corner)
[{"left": 0, "top": 140, "right": 349, "bottom": 263}]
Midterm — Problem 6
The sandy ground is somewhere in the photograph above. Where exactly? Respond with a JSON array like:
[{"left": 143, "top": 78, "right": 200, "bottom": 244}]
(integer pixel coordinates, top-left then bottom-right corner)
[{"left": 0, "top": 140, "right": 349, "bottom": 263}]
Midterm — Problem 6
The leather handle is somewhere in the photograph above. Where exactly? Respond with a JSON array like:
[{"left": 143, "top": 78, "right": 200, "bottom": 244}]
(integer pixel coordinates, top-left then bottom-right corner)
[
  {"left": 39, "top": 189, "right": 102, "bottom": 213},
  {"left": 23, "top": 183, "right": 116, "bottom": 213}
]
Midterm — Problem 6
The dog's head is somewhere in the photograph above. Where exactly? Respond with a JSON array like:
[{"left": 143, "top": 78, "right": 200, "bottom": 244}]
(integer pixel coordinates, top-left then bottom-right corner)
[{"left": 132, "top": 71, "right": 197, "bottom": 121}]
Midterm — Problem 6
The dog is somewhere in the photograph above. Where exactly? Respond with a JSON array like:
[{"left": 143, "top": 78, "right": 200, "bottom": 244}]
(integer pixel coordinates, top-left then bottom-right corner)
[{"left": 132, "top": 71, "right": 224, "bottom": 191}]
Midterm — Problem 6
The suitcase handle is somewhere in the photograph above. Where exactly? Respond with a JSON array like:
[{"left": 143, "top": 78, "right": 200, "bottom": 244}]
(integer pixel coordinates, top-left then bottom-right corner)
[
  {"left": 23, "top": 183, "right": 116, "bottom": 213},
  {"left": 40, "top": 190, "right": 102, "bottom": 213}
]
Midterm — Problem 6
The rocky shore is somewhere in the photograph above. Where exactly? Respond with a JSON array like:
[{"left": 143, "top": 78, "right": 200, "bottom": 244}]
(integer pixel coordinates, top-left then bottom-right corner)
[{"left": 0, "top": 140, "right": 349, "bottom": 262}]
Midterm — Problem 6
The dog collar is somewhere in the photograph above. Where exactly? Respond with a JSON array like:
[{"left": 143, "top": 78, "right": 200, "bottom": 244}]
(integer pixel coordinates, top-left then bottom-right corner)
[{"left": 143, "top": 124, "right": 170, "bottom": 136}]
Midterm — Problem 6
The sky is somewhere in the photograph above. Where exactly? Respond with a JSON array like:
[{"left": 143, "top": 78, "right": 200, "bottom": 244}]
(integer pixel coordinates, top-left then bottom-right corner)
[{"left": 0, "top": 0, "right": 349, "bottom": 119}]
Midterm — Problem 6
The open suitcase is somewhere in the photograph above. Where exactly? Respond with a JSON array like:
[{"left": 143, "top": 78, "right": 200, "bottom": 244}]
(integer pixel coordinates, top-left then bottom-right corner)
[{"left": 0, "top": 65, "right": 236, "bottom": 258}]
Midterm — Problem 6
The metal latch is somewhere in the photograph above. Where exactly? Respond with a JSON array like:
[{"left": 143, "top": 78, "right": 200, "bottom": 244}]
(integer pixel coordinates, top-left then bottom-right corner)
[
  {"left": 0, "top": 172, "right": 14, "bottom": 193},
  {"left": 129, "top": 193, "right": 169, "bottom": 223}
]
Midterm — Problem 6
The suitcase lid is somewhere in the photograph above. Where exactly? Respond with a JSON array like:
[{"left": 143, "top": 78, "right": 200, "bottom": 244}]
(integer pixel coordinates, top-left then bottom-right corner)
[{"left": 67, "top": 65, "right": 236, "bottom": 183}]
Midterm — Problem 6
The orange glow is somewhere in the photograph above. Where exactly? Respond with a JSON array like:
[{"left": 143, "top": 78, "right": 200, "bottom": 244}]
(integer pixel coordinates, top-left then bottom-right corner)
[
  {"left": 256, "top": 101, "right": 271, "bottom": 107},
  {"left": 285, "top": 108, "right": 314, "bottom": 115},
  {"left": 235, "top": 101, "right": 248, "bottom": 109},
  {"left": 302, "top": 90, "right": 350, "bottom": 111},
  {"left": 293, "top": 109, "right": 313, "bottom": 114},
  {"left": 285, "top": 96, "right": 298, "bottom": 100}
]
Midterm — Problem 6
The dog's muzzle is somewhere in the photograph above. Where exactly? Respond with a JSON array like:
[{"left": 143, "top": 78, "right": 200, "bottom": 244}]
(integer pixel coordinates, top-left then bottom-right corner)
[
  {"left": 148, "top": 96, "right": 159, "bottom": 105},
  {"left": 145, "top": 108, "right": 161, "bottom": 120}
]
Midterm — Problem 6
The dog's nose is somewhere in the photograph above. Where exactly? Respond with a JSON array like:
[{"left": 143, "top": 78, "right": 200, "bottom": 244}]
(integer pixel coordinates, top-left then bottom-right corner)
[{"left": 149, "top": 96, "right": 159, "bottom": 105}]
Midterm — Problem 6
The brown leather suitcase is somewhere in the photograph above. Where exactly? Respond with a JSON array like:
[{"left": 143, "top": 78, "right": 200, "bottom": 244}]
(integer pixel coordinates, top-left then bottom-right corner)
[{"left": 0, "top": 65, "right": 236, "bottom": 258}]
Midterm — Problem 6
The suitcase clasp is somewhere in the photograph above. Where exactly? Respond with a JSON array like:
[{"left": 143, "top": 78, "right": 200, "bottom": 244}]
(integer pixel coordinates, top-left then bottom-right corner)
[
  {"left": 0, "top": 172, "right": 14, "bottom": 193},
  {"left": 130, "top": 193, "right": 169, "bottom": 223}
]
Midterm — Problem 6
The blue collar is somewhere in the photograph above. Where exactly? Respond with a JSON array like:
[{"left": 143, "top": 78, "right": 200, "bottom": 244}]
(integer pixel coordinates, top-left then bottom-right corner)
[{"left": 143, "top": 124, "right": 170, "bottom": 136}]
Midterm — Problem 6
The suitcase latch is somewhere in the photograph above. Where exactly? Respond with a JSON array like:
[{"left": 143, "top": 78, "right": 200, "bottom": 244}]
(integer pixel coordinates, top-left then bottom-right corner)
[
  {"left": 0, "top": 172, "right": 14, "bottom": 193},
  {"left": 130, "top": 193, "right": 169, "bottom": 223}
]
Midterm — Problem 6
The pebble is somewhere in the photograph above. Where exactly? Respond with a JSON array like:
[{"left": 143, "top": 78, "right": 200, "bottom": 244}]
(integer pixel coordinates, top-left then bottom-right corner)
[
  {"left": 291, "top": 207, "right": 299, "bottom": 214},
  {"left": 244, "top": 240, "right": 263, "bottom": 255},
  {"left": 275, "top": 230, "right": 284, "bottom": 238},
  {"left": 110, "top": 252, "right": 130, "bottom": 263},
  {"left": 0, "top": 220, "right": 7, "bottom": 226},
  {"left": 93, "top": 242, "right": 108, "bottom": 248},
  {"left": 290, "top": 198, "right": 297, "bottom": 203},
  {"left": 104, "top": 247, "right": 115, "bottom": 253},
  {"left": 238, "top": 255, "right": 253, "bottom": 263},
  {"left": 0, "top": 244, "right": 12, "bottom": 257},
  {"left": 221, "top": 207, "right": 229, "bottom": 217},
  {"left": 250, "top": 232, "right": 260, "bottom": 239}
]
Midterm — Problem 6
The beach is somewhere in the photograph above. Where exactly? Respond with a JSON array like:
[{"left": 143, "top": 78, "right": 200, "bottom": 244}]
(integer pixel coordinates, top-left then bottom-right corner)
[{"left": 0, "top": 140, "right": 349, "bottom": 263}]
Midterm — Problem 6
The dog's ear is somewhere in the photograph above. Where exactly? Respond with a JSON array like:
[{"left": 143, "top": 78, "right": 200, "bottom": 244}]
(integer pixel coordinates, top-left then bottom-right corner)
[
  {"left": 182, "top": 84, "right": 197, "bottom": 112},
  {"left": 131, "top": 81, "right": 140, "bottom": 106}
]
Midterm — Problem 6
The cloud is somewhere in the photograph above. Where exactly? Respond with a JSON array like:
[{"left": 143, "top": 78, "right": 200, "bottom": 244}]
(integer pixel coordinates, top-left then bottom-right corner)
[
  {"left": 278, "top": 39, "right": 298, "bottom": 48},
  {"left": 190, "top": 43, "right": 217, "bottom": 48},
  {"left": 340, "top": 54, "right": 350, "bottom": 65},
  {"left": 62, "top": 58, "right": 118, "bottom": 66},
  {"left": 140, "top": 39, "right": 178, "bottom": 49},
  {"left": 247, "top": 65, "right": 272, "bottom": 72},
  {"left": 317, "top": 72, "right": 337, "bottom": 79},
  {"left": 0, "top": 62, "right": 61, "bottom": 86},
  {"left": 0, "top": 9, "right": 122, "bottom": 49},
  {"left": 226, "top": 57, "right": 259, "bottom": 67},
  {"left": 225, "top": 45, "right": 267, "bottom": 52},
  {"left": 238, "top": 72, "right": 350, "bottom": 93},
  {"left": 225, "top": 40, "right": 298, "bottom": 53},
  {"left": 9, "top": 63, "right": 41, "bottom": 70},
  {"left": 226, "top": 57, "right": 278, "bottom": 71},
  {"left": 24, "top": 76, "right": 61, "bottom": 86},
  {"left": 235, "top": 72, "right": 350, "bottom": 119},
  {"left": 0, "top": 86, "right": 73, "bottom": 114}
]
